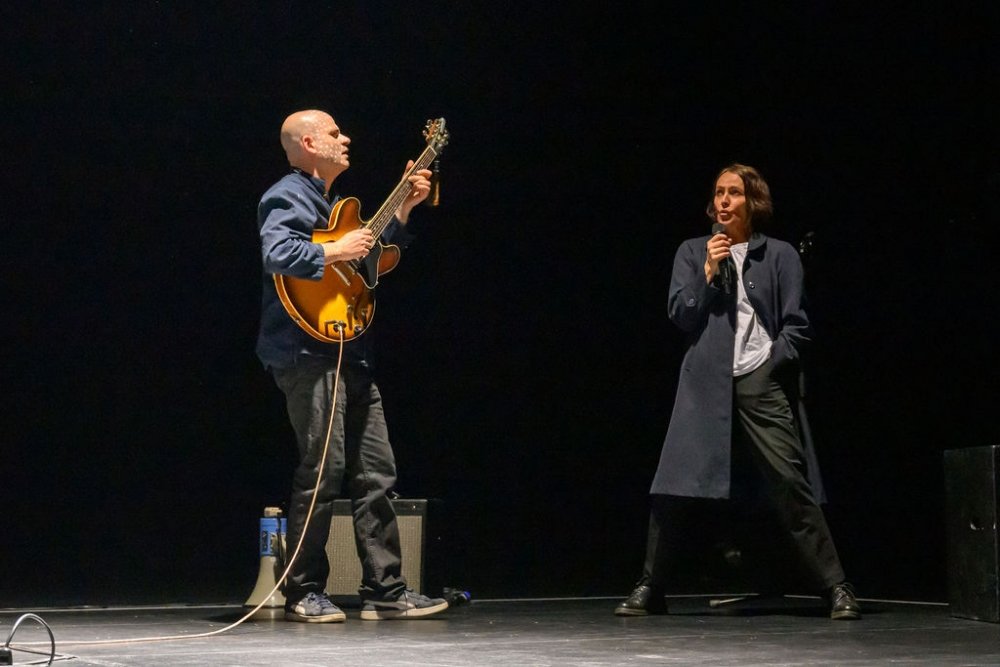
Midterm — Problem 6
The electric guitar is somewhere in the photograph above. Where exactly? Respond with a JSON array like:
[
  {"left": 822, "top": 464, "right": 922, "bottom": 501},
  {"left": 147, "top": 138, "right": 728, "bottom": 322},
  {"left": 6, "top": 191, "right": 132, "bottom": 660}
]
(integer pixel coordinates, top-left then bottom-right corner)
[{"left": 274, "top": 118, "right": 449, "bottom": 342}]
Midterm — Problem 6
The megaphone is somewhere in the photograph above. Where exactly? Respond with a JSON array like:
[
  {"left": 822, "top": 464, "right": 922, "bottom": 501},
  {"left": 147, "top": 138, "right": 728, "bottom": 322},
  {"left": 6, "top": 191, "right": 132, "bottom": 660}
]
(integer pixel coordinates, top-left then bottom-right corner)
[{"left": 244, "top": 507, "right": 287, "bottom": 614}]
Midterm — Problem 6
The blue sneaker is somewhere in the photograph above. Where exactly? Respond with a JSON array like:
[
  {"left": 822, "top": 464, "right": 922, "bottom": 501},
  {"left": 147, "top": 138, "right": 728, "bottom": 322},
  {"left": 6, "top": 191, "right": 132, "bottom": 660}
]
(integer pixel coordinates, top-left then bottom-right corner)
[
  {"left": 285, "top": 592, "right": 346, "bottom": 623},
  {"left": 360, "top": 589, "right": 449, "bottom": 620}
]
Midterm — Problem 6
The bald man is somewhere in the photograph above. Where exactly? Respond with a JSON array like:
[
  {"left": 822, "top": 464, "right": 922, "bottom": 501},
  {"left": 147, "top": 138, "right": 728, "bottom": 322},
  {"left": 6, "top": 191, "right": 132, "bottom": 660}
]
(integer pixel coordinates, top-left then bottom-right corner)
[{"left": 256, "top": 109, "right": 445, "bottom": 622}]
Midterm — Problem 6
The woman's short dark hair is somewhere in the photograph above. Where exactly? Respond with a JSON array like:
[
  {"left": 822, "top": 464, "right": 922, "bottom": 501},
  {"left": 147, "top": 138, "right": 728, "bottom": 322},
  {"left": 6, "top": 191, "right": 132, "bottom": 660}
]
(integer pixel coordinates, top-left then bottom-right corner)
[{"left": 705, "top": 163, "right": 774, "bottom": 227}]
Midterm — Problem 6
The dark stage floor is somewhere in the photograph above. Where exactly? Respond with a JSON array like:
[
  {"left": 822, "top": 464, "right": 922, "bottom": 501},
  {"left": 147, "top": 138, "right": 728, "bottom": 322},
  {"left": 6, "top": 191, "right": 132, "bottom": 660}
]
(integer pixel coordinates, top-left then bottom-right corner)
[{"left": 1, "top": 596, "right": 997, "bottom": 666}]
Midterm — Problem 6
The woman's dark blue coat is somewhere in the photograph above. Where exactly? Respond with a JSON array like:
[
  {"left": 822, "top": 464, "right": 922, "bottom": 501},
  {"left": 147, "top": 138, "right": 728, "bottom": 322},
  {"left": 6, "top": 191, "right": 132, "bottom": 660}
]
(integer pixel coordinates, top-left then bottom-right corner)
[{"left": 649, "top": 231, "right": 825, "bottom": 500}]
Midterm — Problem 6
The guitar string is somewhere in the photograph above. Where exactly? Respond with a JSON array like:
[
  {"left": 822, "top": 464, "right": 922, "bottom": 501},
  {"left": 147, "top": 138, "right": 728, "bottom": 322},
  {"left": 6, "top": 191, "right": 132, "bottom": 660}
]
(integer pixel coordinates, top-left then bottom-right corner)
[
  {"left": 348, "top": 120, "right": 446, "bottom": 275},
  {"left": 346, "top": 144, "right": 439, "bottom": 275},
  {"left": 369, "top": 145, "right": 439, "bottom": 237}
]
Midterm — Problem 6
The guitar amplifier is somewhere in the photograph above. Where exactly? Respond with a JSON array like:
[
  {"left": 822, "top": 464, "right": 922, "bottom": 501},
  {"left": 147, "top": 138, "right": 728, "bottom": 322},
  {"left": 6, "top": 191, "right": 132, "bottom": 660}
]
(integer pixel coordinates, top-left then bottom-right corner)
[{"left": 324, "top": 498, "right": 427, "bottom": 600}]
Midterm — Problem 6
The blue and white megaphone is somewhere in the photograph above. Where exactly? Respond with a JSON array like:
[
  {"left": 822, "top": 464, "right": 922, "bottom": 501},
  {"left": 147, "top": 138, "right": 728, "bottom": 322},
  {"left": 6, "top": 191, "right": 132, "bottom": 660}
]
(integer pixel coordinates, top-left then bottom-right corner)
[{"left": 244, "top": 507, "right": 287, "bottom": 611}]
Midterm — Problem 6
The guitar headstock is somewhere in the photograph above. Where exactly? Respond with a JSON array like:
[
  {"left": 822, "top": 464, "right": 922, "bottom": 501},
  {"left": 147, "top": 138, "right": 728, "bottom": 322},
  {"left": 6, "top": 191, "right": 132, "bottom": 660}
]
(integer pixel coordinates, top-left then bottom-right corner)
[{"left": 423, "top": 118, "right": 449, "bottom": 154}]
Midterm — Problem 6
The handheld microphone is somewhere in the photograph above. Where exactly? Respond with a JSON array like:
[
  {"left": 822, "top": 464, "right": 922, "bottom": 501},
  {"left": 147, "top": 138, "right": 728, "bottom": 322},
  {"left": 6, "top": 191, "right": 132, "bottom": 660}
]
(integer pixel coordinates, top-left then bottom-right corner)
[{"left": 711, "top": 223, "right": 734, "bottom": 294}]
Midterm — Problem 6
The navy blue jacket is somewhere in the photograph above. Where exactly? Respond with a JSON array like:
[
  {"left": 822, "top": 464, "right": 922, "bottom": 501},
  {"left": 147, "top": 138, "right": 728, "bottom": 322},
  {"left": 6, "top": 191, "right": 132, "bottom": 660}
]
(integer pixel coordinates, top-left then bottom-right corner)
[
  {"left": 649, "top": 232, "right": 825, "bottom": 499},
  {"left": 255, "top": 170, "right": 414, "bottom": 370}
]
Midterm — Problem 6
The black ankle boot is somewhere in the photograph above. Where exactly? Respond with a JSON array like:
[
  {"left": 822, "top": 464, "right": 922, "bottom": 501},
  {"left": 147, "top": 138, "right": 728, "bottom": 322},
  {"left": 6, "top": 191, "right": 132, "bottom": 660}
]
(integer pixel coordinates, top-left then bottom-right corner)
[
  {"left": 614, "top": 584, "right": 668, "bottom": 616},
  {"left": 828, "top": 582, "right": 861, "bottom": 620}
]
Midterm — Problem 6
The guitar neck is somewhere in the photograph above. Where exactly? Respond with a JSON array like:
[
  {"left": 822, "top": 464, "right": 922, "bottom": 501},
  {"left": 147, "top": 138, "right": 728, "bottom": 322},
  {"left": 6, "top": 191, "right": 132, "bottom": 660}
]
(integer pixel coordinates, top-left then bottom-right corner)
[{"left": 366, "top": 144, "right": 440, "bottom": 238}]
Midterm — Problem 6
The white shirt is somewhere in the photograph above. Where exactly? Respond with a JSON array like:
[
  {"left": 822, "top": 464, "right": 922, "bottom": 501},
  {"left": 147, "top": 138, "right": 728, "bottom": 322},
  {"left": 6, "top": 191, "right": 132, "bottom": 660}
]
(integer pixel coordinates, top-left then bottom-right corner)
[{"left": 729, "top": 242, "right": 773, "bottom": 377}]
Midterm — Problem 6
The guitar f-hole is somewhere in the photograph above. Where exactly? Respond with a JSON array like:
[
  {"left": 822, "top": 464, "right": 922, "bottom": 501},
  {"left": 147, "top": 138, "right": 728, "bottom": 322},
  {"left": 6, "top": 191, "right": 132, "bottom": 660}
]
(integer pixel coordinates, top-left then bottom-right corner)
[{"left": 331, "top": 263, "right": 353, "bottom": 287}]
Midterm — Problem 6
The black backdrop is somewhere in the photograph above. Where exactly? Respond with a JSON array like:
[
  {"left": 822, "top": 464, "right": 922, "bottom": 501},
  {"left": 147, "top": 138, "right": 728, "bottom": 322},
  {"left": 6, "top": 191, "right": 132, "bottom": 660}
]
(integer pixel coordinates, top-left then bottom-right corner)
[{"left": 2, "top": 3, "right": 996, "bottom": 607}]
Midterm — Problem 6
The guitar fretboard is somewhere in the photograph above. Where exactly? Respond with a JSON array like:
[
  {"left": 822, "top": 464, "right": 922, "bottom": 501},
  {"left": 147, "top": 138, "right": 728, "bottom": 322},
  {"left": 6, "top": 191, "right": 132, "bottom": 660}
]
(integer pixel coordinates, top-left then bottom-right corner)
[{"left": 366, "top": 144, "right": 441, "bottom": 238}]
